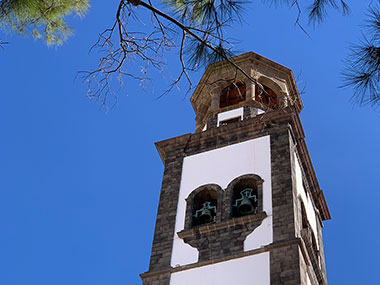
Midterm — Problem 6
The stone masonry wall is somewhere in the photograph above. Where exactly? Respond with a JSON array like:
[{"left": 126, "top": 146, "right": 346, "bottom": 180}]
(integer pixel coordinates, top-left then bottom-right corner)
[
  {"left": 147, "top": 136, "right": 191, "bottom": 273},
  {"left": 269, "top": 128, "right": 302, "bottom": 284},
  {"left": 141, "top": 110, "right": 327, "bottom": 285}
]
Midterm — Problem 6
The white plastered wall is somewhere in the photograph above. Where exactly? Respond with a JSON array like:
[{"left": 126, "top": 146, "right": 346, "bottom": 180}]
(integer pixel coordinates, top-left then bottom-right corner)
[
  {"left": 294, "top": 153, "right": 318, "bottom": 246},
  {"left": 170, "top": 136, "right": 273, "bottom": 267},
  {"left": 257, "top": 109, "right": 265, "bottom": 115},
  {"left": 217, "top": 107, "right": 243, "bottom": 126},
  {"left": 307, "top": 275, "right": 312, "bottom": 285},
  {"left": 170, "top": 253, "right": 270, "bottom": 285}
]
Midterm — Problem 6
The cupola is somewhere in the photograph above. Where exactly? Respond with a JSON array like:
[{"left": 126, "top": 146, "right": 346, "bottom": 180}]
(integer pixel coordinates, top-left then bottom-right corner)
[{"left": 190, "top": 52, "right": 303, "bottom": 132}]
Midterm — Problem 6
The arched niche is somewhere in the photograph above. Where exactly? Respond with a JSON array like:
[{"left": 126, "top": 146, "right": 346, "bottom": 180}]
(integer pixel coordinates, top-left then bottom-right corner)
[
  {"left": 300, "top": 199, "right": 309, "bottom": 229},
  {"left": 298, "top": 197, "right": 319, "bottom": 255},
  {"left": 224, "top": 174, "right": 264, "bottom": 219},
  {"left": 219, "top": 81, "right": 247, "bottom": 108},
  {"left": 255, "top": 76, "right": 286, "bottom": 109},
  {"left": 184, "top": 184, "right": 224, "bottom": 229},
  {"left": 199, "top": 79, "right": 249, "bottom": 131}
]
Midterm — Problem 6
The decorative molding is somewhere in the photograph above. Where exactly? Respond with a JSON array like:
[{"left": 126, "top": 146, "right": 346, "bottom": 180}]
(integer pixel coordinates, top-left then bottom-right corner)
[
  {"left": 178, "top": 212, "right": 267, "bottom": 239},
  {"left": 141, "top": 238, "right": 302, "bottom": 280}
]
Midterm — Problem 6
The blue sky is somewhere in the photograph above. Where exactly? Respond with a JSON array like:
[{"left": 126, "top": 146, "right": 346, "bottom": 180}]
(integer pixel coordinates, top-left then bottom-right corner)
[{"left": 0, "top": 0, "right": 379, "bottom": 284}]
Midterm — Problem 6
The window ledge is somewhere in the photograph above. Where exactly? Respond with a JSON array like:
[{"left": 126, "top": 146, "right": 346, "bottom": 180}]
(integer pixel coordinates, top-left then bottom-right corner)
[{"left": 178, "top": 211, "right": 267, "bottom": 239}]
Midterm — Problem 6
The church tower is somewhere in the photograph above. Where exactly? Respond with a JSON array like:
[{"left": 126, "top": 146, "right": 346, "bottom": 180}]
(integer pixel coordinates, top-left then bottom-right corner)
[{"left": 140, "top": 52, "right": 331, "bottom": 285}]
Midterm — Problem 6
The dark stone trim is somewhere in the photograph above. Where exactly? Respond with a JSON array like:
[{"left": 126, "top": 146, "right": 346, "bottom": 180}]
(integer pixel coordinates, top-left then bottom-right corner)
[
  {"left": 269, "top": 127, "right": 302, "bottom": 284},
  {"left": 270, "top": 243, "right": 301, "bottom": 285},
  {"left": 144, "top": 107, "right": 329, "bottom": 284},
  {"left": 177, "top": 211, "right": 267, "bottom": 262},
  {"left": 141, "top": 272, "right": 171, "bottom": 285},
  {"left": 300, "top": 228, "right": 326, "bottom": 284},
  {"left": 155, "top": 108, "right": 330, "bottom": 221},
  {"left": 294, "top": 149, "right": 324, "bottom": 225},
  {"left": 178, "top": 174, "right": 266, "bottom": 263},
  {"left": 207, "top": 114, "right": 217, "bottom": 129},
  {"left": 147, "top": 137, "right": 190, "bottom": 272},
  {"left": 243, "top": 105, "right": 258, "bottom": 119},
  {"left": 316, "top": 215, "right": 327, "bottom": 283},
  {"left": 270, "top": 128, "right": 296, "bottom": 243},
  {"left": 178, "top": 211, "right": 267, "bottom": 239},
  {"left": 183, "top": 175, "right": 264, "bottom": 230},
  {"left": 224, "top": 174, "right": 264, "bottom": 220},
  {"left": 141, "top": 238, "right": 302, "bottom": 281}
]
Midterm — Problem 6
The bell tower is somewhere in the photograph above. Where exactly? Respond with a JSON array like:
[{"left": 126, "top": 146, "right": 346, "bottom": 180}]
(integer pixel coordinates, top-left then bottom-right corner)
[{"left": 140, "top": 52, "right": 331, "bottom": 285}]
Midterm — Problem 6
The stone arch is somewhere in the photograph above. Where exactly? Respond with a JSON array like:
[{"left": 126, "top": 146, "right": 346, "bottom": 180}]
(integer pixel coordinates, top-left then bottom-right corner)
[
  {"left": 219, "top": 81, "right": 247, "bottom": 108},
  {"left": 257, "top": 76, "right": 284, "bottom": 95},
  {"left": 255, "top": 76, "right": 286, "bottom": 109},
  {"left": 298, "top": 196, "right": 319, "bottom": 254},
  {"left": 217, "top": 76, "right": 250, "bottom": 92},
  {"left": 224, "top": 174, "right": 264, "bottom": 219},
  {"left": 208, "top": 78, "right": 249, "bottom": 110},
  {"left": 298, "top": 197, "right": 309, "bottom": 229},
  {"left": 184, "top": 184, "right": 224, "bottom": 229}
]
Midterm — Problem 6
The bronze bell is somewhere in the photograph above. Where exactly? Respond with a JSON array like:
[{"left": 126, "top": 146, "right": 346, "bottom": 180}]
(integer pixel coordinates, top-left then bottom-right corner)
[
  {"left": 194, "top": 201, "right": 216, "bottom": 225},
  {"left": 233, "top": 188, "right": 257, "bottom": 216},
  {"left": 237, "top": 197, "right": 255, "bottom": 216},
  {"left": 197, "top": 208, "right": 213, "bottom": 224}
]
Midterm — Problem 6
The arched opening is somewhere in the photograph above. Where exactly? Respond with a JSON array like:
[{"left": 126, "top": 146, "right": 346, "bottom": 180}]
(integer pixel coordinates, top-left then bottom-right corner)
[
  {"left": 301, "top": 201, "right": 308, "bottom": 229},
  {"left": 192, "top": 189, "right": 218, "bottom": 226},
  {"left": 231, "top": 178, "right": 258, "bottom": 218},
  {"left": 255, "top": 84, "right": 279, "bottom": 109},
  {"left": 300, "top": 200, "right": 318, "bottom": 253},
  {"left": 219, "top": 81, "right": 246, "bottom": 108},
  {"left": 311, "top": 232, "right": 319, "bottom": 254}
]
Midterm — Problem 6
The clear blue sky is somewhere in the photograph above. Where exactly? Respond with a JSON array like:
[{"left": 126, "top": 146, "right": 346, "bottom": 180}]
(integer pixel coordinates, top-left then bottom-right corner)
[{"left": 0, "top": 0, "right": 378, "bottom": 284}]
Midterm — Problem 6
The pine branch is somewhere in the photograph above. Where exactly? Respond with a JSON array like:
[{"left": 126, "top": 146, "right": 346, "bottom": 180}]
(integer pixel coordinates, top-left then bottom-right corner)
[
  {"left": 83, "top": 0, "right": 274, "bottom": 108},
  {"left": 342, "top": 4, "right": 380, "bottom": 106},
  {"left": 0, "top": 0, "right": 89, "bottom": 45},
  {"left": 136, "top": 0, "right": 258, "bottom": 86}
]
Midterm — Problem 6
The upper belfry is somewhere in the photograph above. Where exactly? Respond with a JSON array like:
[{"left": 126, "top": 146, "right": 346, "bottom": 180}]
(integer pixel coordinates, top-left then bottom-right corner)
[{"left": 190, "top": 52, "right": 303, "bottom": 132}]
